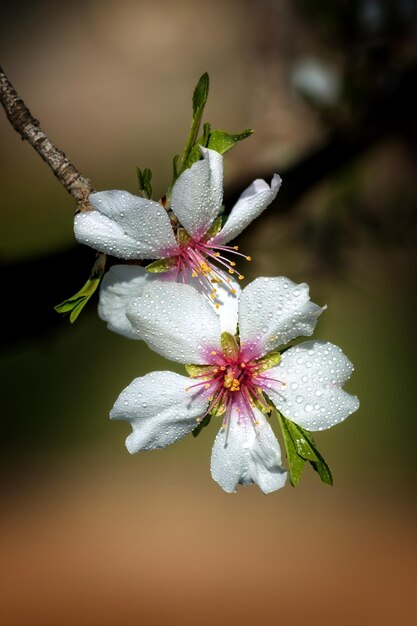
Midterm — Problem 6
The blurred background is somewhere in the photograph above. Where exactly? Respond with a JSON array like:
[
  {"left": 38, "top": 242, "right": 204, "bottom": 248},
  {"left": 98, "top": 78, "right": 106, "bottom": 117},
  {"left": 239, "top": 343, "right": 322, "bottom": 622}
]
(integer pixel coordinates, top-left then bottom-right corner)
[{"left": 1, "top": 1, "right": 416, "bottom": 624}]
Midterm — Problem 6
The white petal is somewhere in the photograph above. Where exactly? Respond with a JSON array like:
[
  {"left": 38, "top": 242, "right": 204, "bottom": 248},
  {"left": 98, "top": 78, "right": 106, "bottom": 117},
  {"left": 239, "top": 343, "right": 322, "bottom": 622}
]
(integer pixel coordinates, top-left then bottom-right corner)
[
  {"left": 98, "top": 265, "right": 177, "bottom": 339},
  {"left": 126, "top": 282, "right": 222, "bottom": 364},
  {"left": 214, "top": 278, "right": 240, "bottom": 335},
  {"left": 266, "top": 341, "right": 360, "bottom": 431},
  {"left": 110, "top": 371, "right": 208, "bottom": 452},
  {"left": 181, "top": 268, "right": 240, "bottom": 335},
  {"left": 211, "top": 174, "right": 281, "bottom": 245},
  {"left": 238, "top": 277, "right": 324, "bottom": 359},
  {"left": 74, "top": 190, "right": 179, "bottom": 259},
  {"left": 210, "top": 409, "right": 287, "bottom": 494},
  {"left": 171, "top": 148, "right": 223, "bottom": 240}
]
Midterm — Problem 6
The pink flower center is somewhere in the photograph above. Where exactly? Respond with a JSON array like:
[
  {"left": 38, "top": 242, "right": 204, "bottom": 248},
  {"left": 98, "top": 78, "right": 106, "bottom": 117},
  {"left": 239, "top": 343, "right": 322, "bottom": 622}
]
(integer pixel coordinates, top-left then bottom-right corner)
[
  {"left": 175, "top": 239, "right": 251, "bottom": 306},
  {"left": 186, "top": 348, "right": 285, "bottom": 429}
]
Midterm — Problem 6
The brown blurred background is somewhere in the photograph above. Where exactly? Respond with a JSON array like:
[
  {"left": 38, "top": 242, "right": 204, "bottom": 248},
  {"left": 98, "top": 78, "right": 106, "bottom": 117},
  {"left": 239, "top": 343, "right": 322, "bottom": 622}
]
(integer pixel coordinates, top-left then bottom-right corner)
[{"left": 1, "top": 1, "right": 416, "bottom": 625}]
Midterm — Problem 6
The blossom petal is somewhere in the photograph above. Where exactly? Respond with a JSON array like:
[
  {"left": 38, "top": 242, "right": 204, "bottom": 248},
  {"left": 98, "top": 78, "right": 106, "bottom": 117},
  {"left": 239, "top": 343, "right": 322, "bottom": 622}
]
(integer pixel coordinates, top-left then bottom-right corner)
[
  {"left": 126, "top": 282, "right": 222, "bottom": 364},
  {"left": 98, "top": 265, "right": 177, "bottom": 339},
  {"left": 238, "top": 277, "right": 324, "bottom": 359},
  {"left": 210, "top": 409, "right": 287, "bottom": 494},
  {"left": 181, "top": 268, "right": 240, "bottom": 335},
  {"left": 214, "top": 279, "right": 240, "bottom": 335},
  {"left": 74, "top": 190, "right": 179, "bottom": 259},
  {"left": 265, "top": 341, "right": 360, "bottom": 431},
  {"left": 110, "top": 371, "right": 208, "bottom": 452},
  {"left": 171, "top": 148, "right": 223, "bottom": 240},
  {"left": 210, "top": 174, "right": 281, "bottom": 245}
]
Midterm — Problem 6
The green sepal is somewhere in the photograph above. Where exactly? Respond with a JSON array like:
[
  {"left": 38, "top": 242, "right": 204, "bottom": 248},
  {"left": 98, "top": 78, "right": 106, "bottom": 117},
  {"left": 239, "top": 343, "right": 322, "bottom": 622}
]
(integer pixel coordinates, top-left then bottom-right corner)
[
  {"left": 276, "top": 411, "right": 306, "bottom": 487},
  {"left": 192, "top": 414, "right": 211, "bottom": 438},
  {"left": 203, "top": 216, "right": 223, "bottom": 241},
  {"left": 250, "top": 393, "right": 272, "bottom": 415},
  {"left": 145, "top": 257, "right": 178, "bottom": 273},
  {"left": 185, "top": 364, "right": 214, "bottom": 378},
  {"left": 206, "top": 128, "right": 253, "bottom": 154},
  {"left": 221, "top": 331, "right": 240, "bottom": 360},
  {"left": 177, "top": 228, "right": 192, "bottom": 246},
  {"left": 254, "top": 351, "right": 281, "bottom": 373},
  {"left": 136, "top": 167, "right": 153, "bottom": 199},
  {"left": 209, "top": 402, "right": 226, "bottom": 418},
  {"left": 54, "top": 254, "right": 105, "bottom": 323}
]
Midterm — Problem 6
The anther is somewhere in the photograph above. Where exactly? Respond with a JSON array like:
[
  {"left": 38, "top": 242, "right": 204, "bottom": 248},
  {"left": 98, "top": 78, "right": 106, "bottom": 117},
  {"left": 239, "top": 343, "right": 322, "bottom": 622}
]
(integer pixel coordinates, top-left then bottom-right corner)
[
  {"left": 246, "top": 256, "right": 252, "bottom": 261},
  {"left": 238, "top": 275, "right": 244, "bottom": 280},
  {"left": 211, "top": 351, "right": 217, "bottom": 355},
  {"left": 233, "top": 246, "right": 239, "bottom": 250}
]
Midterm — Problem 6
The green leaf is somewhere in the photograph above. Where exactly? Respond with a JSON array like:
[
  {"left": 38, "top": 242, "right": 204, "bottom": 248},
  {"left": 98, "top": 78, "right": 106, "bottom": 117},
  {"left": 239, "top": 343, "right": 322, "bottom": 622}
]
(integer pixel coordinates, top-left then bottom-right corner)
[
  {"left": 220, "top": 331, "right": 240, "bottom": 360},
  {"left": 206, "top": 128, "right": 253, "bottom": 154},
  {"left": 54, "top": 253, "right": 106, "bottom": 323},
  {"left": 179, "top": 73, "right": 210, "bottom": 174},
  {"left": 172, "top": 154, "right": 180, "bottom": 181},
  {"left": 276, "top": 411, "right": 306, "bottom": 487},
  {"left": 136, "top": 167, "right": 153, "bottom": 199},
  {"left": 185, "top": 364, "right": 214, "bottom": 378},
  {"left": 192, "top": 414, "right": 211, "bottom": 438},
  {"left": 284, "top": 419, "right": 320, "bottom": 462},
  {"left": 254, "top": 351, "right": 281, "bottom": 373},
  {"left": 145, "top": 257, "right": 178, "bottom": 273},
  {"left": 302, "top": 429, "right": 333, "bottom": 485},
  {"left": 192, "top": 72, "right": 209, "bottom": 116},
  {"left": 277, "top": 413, "right": 333, "bottom": 486},
  {"left": 54, "top": 275, "right": 102, "bottom": 324}
]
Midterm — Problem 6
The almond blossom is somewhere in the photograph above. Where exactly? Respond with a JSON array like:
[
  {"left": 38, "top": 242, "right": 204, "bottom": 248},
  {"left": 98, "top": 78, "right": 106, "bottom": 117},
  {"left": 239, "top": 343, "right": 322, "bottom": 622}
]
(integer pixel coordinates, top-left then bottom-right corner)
[
  {"left": 110, "top": 277, "right": 359, "bottom": 494},
  {"left": 74, "top": 148, "right": 281, "bottom": 338}
]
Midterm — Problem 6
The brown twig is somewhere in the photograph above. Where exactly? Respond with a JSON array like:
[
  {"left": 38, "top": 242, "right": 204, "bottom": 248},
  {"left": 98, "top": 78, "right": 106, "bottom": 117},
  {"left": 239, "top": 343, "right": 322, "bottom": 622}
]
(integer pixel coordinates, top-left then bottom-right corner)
[{"left": 0, "top": 66, "right": 94, "bottom": 207}]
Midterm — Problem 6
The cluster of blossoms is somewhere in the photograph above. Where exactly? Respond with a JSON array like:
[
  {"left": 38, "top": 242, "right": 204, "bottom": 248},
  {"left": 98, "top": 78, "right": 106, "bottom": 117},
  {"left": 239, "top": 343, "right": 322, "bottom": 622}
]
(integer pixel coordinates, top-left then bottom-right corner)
[{"left": 74, "top": 146, "right": 359, "bottom": 494}]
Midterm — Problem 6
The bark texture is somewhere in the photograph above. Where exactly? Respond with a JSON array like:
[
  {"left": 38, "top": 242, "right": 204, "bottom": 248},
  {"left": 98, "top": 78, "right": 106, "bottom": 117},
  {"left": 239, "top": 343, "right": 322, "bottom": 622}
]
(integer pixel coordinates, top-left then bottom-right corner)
[{"left": 0, "top": 67, "right": 94, "bottom": 207}]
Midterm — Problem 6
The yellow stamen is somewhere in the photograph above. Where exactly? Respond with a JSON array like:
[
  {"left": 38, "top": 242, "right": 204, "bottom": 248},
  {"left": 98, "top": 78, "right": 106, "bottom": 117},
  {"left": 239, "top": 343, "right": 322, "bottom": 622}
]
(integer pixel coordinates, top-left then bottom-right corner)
[
  {"left": 246, "top": 256, "right": 252, "bottom": 261},
  {"left": 211, "top": 351, "right": 217, "bottom": 355}
]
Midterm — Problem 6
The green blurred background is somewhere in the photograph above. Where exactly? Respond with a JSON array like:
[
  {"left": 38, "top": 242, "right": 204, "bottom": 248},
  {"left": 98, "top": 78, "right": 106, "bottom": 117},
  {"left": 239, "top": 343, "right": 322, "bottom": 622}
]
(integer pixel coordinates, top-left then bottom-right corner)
[{"left": 1, "top": 1, "right": 416, "bottom": 625}]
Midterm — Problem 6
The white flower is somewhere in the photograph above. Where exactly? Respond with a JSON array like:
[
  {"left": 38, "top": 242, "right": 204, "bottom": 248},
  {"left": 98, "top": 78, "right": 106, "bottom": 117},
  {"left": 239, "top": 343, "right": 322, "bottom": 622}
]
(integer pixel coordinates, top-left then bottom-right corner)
[
  {"left": 110, "top": 277, "right": 359, "bottom": 494},
  {"left": 74, "top": 147, "right": 281, "bottom": 338}
]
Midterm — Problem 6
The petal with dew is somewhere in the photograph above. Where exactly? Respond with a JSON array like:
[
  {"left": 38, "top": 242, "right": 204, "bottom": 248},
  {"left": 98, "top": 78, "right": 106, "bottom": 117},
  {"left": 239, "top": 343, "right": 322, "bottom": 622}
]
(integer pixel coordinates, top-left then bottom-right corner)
[
  {"left": 265, "top": 341, "right": 359, "bottom": 431},
  {"left": 238, "top": 277, "right": 324, "bottom": 360},
  {"left": 210, "top": 408, "right": 287, "bottom": 494},
  {"left": 171, "top": 148, "right": 223, "bottom": 240},
  {"left": 126, "top": 282, "right": 222, "bottom": 364},
  {"left": 110, "top": 371, "right": 209, "bottom": 452},
  {"left": 211, "top": 174, "right": 282, "bottom": 245},
  {"left": 74, "top": 190, "right": 179, "bottom": 259},
  {"left": 98, "top": 264, "right": 177, "bottom": 339}
]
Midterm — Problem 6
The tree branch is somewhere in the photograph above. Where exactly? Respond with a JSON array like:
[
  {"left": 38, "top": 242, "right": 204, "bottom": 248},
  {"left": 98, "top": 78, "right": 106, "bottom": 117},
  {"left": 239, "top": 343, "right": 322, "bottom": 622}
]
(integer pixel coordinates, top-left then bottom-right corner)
[{"left": 0, "top": 66, "right": 94, "bottom": 206}]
